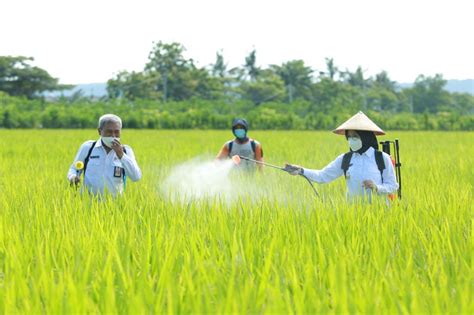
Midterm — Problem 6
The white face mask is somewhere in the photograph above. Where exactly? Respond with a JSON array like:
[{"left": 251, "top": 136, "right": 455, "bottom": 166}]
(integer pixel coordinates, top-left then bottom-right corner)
[
  {"left": 348, "top": 137, "right": 362, "bottom": 151},
  {"left": 101, "top": 136, "right": 119, "bottom": 148}
]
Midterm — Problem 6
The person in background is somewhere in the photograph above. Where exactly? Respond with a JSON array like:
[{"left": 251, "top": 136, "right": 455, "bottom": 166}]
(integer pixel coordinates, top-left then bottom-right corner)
[{"left": 216, "top": 118, "right": 264, "bottom": 172}]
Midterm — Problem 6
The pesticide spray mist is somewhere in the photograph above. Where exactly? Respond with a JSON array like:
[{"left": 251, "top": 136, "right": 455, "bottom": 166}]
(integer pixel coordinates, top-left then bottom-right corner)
[
  {"left": 161, "top": 157, "right": 242, "bottom": 204},
  {"left": 161, "top": 156, "right": 319, "bottom": 207}
]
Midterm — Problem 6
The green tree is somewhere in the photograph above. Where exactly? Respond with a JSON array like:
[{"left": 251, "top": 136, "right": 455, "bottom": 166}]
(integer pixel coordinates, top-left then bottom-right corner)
[
  {"left": 344, "top": 66, "right": 372, "bottom": 88},
  {"left": 211, "top": 51, "right": 227, "bottom": 78},
  {"left": 0, "top": 56, "right": 68, "bottom": 99},
  {"left": 404, "top": 74, "right": 450, "bottom": 113},
  {"left": 107, "top": 71, "right": 159, "bottom": 100},
  {"left": 374, "top": 71, "right": 396, "bottom": 92},
  {"left": 311, "top": 78, "right": 363, "bottom": 114},
  {"left": 271, "top": 60, "right": 313, "bottom": 103},
  {"left": 187, "top": 67, "right": 225, "bottom": 100},
  {"left": 366, "top": 86, "right": 400, "bottom": 112},
  {"left": 450, "top": 92, "right": 474, "bottom": 115},
  {"left": 324, "top": 57, "right": 339, "bottom": 80},
  {"left": 239, "top": 69, "right": 285, "bottom": 105},
  {"left": 145, "top": 41, "right": 189, "bottom": 102},
  {"left": 210, "top": 51, "right": 235, "bottom": 101},
  {"left": 342, "top": 66, "right": 372, "bottom": 110},
  {"left": 244, "top": 49, "right": 260, "bottom": 82},
  {"left": 367, "top": 71, "right": 400, "bottom": 112},
  {"left": 144, "top": 41, "right": 224, "bottom": 101}
]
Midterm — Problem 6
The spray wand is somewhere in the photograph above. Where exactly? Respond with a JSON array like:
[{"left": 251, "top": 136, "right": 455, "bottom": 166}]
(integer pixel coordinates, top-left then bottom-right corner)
[{"left": 231, "top": 155, "right": 320, "bottom": 198}]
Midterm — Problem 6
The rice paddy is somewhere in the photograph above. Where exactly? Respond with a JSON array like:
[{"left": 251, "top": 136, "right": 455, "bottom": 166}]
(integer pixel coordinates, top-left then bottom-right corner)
[{"left": 0, "top": 130, "right": 472, "bottom": 313}]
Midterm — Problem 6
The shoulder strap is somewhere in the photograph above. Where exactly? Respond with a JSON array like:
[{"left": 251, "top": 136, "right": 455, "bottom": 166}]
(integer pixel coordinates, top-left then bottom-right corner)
[
  {"left": 375, "top": 150, "right": 385, "bottom": 183},
  {"left": 250, "top": 140, "right": 256, "bottom": 153},
  {"left": 83, "top": 141, "right": 97, "bottom": 176},
  {"left": 227, "top": 140, "right": 257, "bottom": 157},
  {"left": 341, "top": 152, "right": 353, "bottom": 178},
  {"left": 227, "top": 140, "right": 234, "bottom": 157},
  {"left": 122, "top": 146, "right": 127, "bottom": 180}
]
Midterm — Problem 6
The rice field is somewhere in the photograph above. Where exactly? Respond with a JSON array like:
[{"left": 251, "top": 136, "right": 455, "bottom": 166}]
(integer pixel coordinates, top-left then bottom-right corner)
[{"left": 0, "top": 130, "right": 472, "bottom": 313}]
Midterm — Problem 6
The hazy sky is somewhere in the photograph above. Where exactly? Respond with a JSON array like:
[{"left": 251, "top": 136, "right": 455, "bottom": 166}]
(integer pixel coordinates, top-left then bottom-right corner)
[{"left": 1, "top": 0, "right": 472, "bottom": 84}]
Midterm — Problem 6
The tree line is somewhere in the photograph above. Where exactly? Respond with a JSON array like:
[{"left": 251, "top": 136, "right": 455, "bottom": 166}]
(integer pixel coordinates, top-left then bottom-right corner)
[
  {"left": 0, "top": 41, "right": 473, "bottom": 130},
  {"left": 1, "top": 92, "right": 472, "bottom": 130}
]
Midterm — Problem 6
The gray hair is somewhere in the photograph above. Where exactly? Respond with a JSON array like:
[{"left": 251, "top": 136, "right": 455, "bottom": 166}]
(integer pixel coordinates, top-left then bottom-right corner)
[{"left": 98, "top": 114, "right": 122, "bottom": 129}]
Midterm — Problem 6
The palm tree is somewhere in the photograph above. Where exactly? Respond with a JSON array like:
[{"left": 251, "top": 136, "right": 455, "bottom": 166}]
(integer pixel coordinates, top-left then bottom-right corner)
[
  {"left": 211, "top": 50, "right": 227, "bottom": 78},
  {"left": 374, "top": 71, "right": 396, "bottom": 91},
  {"left": 325, "top": 57, "right": 338, "bottom": 80},
  {"left": 271, "top": 60, "right": 313, "bottom": 103},
  {"left": 244, "top": 49, "right": 260, "bottom": 81}
]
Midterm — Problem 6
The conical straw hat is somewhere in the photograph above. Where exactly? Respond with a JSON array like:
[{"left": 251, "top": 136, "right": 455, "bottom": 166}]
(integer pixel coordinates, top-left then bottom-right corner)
[{"left": 333, "top": 111, "right": 385, "bottom": 135}]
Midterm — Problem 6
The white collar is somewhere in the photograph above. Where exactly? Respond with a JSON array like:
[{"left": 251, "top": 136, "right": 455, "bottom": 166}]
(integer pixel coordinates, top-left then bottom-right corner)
[
  {"left": 95, "top": 138, "right": 104, "bottom": 148},
  {"left": 363, "top": 146, "right": 375, "bottom": 157},
  {"left": 354, "top": 146, "right": 375, "bottom": 156}
]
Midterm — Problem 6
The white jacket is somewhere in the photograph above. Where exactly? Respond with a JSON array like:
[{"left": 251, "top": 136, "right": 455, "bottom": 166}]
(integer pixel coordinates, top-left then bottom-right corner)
[
  {"left": 303, "top": 147, "right": 399, "bottom": 201},
  {"left": 67, "top": 139, "right": 141, "bottom": 196}
]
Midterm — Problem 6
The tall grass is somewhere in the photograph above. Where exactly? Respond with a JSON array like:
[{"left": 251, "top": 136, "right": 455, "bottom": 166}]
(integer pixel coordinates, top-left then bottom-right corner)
[{"left": 0, "top": 130, "right": 472, "bottom": 313}]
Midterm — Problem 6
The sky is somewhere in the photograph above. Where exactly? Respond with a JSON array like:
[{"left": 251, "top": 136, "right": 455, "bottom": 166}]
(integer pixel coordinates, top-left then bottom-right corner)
[{"left": 1, "top": 0, "right": 473, "bottom": 84}]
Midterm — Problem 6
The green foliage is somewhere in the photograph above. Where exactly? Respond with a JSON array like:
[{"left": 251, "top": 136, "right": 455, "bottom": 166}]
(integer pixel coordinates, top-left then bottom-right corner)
[
  {"left": 107, "top": 42, "right": 225, "bottom": 102},
  {"left": 0, "top": 56, "right": 69, "bottom": 99},
  {"left": 107, "top": 71, "right": 160, "bottom": 100},
  {"left": 0, "top": 91, "right": 473, "bottom": 130},
  {"left": 239, "top": 70, "right": 286, "bottom": 105},
  {"left": 324, "top": 57, "right": 338, "bottom": 80},
  {"left": 211, "top": 51, "right": 227, "bottom": 78},
  {"left": 366, "top": 85, "right": 400, "bottom": 112},
  {"left": 311, "top": 78, "right": 363, "bottom": 114},
  {"left": 374, "top": 70, "right": 397, "bottom": 91},
  {"left": 403, "top": 74, "right": 451, "bottom": 113},
  {"left": 1, "top": 45, "right": 473, "bottom": 130},
  {"left": 343, "top": 66, "right": 371, "bottom": 88},
  {"left": 244, "top": 49, "right": 260, "bottom": 81},
  {"left": 271, "top": 60, "right": 313, "bottom": 102}
]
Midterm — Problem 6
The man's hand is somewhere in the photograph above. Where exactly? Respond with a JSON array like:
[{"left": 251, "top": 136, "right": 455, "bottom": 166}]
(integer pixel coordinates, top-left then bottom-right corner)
[
  {"left": 284, "top": 163, "right": 304, "bottom": 176},
  {"left": 69, "top": 175, "right": 81, "bottom": 185},
  {"left": 111, "top": 138, "right": 124, "bottom": 159},
  {"left": 362, "top": 180, "right": 378, "bottom": 192}
]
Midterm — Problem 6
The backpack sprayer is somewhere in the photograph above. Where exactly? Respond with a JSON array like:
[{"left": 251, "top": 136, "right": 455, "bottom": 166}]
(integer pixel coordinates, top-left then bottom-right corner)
[
  {"left": 231, "top": 155, "right": 320, "bottom": 198},
  {"left": 380, "top": 139, "right": 402, "bottom": 199}
]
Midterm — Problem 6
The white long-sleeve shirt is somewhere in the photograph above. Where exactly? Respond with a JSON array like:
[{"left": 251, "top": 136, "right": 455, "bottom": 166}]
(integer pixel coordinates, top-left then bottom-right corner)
[
  {"left": 67, "top": 139, "right": 142, "bottom": 196},
  {"left": 303, "top": 147, "right": 399, "bottom": 201}
]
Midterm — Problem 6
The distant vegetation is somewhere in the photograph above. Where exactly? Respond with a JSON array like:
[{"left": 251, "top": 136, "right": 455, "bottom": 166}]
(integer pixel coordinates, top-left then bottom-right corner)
[{"left": 1, "top": 42, "right": 473, "bottom": 130}]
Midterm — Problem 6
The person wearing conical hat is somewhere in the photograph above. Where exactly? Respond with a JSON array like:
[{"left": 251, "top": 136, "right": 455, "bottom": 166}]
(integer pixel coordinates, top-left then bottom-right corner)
[{"left": 285, "top": 111, "right": 398, "bottom": 201}]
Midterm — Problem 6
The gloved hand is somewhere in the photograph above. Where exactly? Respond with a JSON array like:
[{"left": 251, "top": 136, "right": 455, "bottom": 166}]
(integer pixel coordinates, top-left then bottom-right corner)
[
  {"left": 69, "top": 175, "right": 81, "bottom": 185},
  {"left": 284, "top": 163, "right": 304, "bottom": 175},
  {"left": 362, "top": 180, "right": 378, "bottom": 192}
]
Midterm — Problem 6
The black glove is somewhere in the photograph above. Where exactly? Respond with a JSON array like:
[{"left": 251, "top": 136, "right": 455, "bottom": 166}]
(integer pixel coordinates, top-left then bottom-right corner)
[{"left": 284, "top": 163, "right": 304, "bottom": 175}]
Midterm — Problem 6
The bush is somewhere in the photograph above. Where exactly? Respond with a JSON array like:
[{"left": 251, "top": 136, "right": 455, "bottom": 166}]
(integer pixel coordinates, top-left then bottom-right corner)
[{"left": 0, "top": 93, "right": 473, "bottom": 130}]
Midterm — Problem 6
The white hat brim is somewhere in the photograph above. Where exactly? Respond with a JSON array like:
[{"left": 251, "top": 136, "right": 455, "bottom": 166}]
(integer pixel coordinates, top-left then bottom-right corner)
[{"left": 332, "top": 111, "right": 385, "bottom": 135}]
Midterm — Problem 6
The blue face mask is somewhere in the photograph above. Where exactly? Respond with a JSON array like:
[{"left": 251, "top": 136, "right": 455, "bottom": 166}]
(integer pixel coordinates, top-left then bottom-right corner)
[{"left": 234, "top": 129, "right": 247, "bottom": 139}]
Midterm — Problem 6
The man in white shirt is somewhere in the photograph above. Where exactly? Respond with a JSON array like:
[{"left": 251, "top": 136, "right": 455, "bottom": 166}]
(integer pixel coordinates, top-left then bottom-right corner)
[{"left": 67, "top": 114, "right": 142, "bottom": 196}]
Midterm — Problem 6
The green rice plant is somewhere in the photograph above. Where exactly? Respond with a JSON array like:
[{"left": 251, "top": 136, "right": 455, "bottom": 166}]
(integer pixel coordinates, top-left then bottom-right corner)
[{"left": 0, "top": 130, "right": 472, "bottom": 313}]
